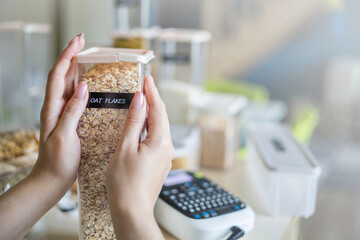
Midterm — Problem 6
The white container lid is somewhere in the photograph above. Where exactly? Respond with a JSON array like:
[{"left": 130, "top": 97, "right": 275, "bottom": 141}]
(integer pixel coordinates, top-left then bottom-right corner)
[
  {"left": 73, "top": 47, "right": 155, "bottom": 64},
  {"left": 157, "top": 28, "right": 211, "bottom": 43},
  {"left": 249, "top": 123, "right": 321, "bottom": 175},
  {"left": 192, "top": 92, "right": 248, "bottom": 117},
  {"left": 0, "top": 21, "right": 52, "bottom": 34}
]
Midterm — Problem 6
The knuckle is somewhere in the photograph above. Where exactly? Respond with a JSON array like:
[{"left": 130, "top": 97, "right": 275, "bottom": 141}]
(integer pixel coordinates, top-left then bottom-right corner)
[
  {"left": 64, "top": 101, "right": 79, "bottom": 116},
  {"left": 126, "top": 113, "right": 143, "bottom": 125}
]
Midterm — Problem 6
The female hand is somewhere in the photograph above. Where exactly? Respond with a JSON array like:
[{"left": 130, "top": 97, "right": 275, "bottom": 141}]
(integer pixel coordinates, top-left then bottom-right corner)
[
  {"left": 106, "top": 75, "right": 174, "bottom": 240},
  {"left": 33, "top": 33, "right": 88, "bottom": 190},
  {"left": 0, "top": 34, "right": 88, "bottom": 240}
]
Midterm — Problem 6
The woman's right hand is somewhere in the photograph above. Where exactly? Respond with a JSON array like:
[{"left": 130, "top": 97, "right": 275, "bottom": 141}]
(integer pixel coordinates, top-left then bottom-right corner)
[{"left": 106, "top": 75, "right": 174, "bottom": 240}]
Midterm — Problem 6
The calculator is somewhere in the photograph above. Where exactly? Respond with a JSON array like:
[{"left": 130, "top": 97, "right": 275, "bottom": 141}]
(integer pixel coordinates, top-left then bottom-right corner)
[{"left": 154, "top": 170, "right": 255, "bottom": 240}]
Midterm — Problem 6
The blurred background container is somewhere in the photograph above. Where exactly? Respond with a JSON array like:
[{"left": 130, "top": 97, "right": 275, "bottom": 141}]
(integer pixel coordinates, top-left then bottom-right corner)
[{"left": 0, "top": 0, "right": 360, "bottom": 239}]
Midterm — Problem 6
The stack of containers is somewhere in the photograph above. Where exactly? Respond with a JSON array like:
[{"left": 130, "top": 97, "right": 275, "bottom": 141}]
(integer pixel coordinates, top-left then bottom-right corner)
[
  {"left": 0, "top": 22, "right": 52, "bottom": 131},
  {"left": 191, "top": 93, "right": 248, "bottom": 169},
  {"left": 156, "top": 28, "right": 211, "bottom": 86},
  {"left": 247, "top": 122, "right": 321, "bottom": 217},
  {"left": 72, "top": 47, "right": 154, "bottom": 239}
]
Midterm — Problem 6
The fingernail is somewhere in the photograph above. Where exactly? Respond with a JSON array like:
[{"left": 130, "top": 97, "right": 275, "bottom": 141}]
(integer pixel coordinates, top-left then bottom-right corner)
[
  {"left": 133, "top": 91, "right": 144, "bottom": 109},
  {"left": 74, "top": 81, "right": 88, "bottom": 100}
]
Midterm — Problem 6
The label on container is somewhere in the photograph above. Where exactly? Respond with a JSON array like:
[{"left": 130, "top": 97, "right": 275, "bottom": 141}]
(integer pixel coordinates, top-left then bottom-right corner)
[{"left": 87, "top": 92, "right": 134, "bottom": 109}]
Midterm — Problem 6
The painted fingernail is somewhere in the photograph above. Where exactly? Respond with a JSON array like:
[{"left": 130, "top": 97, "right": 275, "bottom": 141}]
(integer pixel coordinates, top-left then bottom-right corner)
[
  {"left": 74, "top": 81, "right": 88, "bottom": 100},
  {"left": 133, "top": 91, "right": 144, "bottom": 109}
]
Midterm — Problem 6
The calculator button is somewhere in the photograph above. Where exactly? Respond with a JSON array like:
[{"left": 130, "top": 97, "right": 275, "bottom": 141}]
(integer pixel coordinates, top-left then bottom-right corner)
[
  {"left": 188, "top": 191, "right": 196, "bottom": 196},
  {"left": 210, "top": 211, "right": 218, "bottom": 217},
  {"left": 179, "top": 193, "right": 186, "bottom": 198},
  {"left": 202, "top": 212, "right": 209, "bottom": 217},
  {"left": 206, "top": 187, "right": 214, "bottom": 192},
  {"left": 171, "top": 189, "right": 179, "bottom": 194}
]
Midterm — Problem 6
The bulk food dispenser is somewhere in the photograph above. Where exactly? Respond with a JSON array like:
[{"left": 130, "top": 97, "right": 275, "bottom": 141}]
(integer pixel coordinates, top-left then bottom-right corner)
[
  {"left": 72, "top": 47, "right": 154, "bottom": 239},
  {"left": 156, "top": 28, "right": 211, "bottom": 86}
]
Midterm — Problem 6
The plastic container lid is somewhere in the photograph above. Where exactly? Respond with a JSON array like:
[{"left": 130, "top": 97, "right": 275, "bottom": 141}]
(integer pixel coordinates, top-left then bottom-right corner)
[
  {"left": 157, "top": 28, "right": 212, "bottom": 43},
  {"left": 0, "top": 21, "right": 52, "bottom": 33},
  {"left": 73, "top": 47, "right": 155, "bottom": 64},
  {"left": 193, "top": 92, "right": 248, "bottom": 117},
  {"left": 249, "top": 123, "right": 321, "bottom": 175}
]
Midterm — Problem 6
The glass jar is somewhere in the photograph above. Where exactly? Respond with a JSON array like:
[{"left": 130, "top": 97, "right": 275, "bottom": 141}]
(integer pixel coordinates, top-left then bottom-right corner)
[{"left": 72, "top": 47, "right": 154, "bottom": 239}]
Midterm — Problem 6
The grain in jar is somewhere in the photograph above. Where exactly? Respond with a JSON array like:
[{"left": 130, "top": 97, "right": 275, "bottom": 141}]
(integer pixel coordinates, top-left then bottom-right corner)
[{"left": 72, "top": 48, "right": 154, "bottom": 239}]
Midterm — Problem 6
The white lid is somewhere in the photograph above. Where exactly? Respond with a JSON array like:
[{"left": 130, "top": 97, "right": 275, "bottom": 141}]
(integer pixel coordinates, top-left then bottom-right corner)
[
  {"left": 157, "top": 28, "right": 211, "bottom": 43},
  {"left": 0, "top": 21, "right": 52, "bottom": 33},
  {"left": 193, "top": 92, "right": 248, "bottom": 117},
  {"left": 112, "top": 26, "right": 161, "bottom": 39},
  {"left": 249, "top": 122, "right": 321, "bottom": 175},
  {"left": 73, "top": 47, "right": 155, "bottom": 64}
]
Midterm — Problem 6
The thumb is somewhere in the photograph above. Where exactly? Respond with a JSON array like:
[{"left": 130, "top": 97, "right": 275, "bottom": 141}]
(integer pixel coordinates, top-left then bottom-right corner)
[
  {"left": 119, "top": 91, "right": 146, "bottom": 150},
  {"left": 56, "top": 82, "right": 88, "bottom": 135}
]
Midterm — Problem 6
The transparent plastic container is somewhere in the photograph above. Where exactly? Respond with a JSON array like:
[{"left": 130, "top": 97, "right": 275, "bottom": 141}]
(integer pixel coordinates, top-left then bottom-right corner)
[
  {"left": 192, "top": 93, "right": 248, "bottom": 169},
  {"left": 158, "top": 80, "right": 202, "bottom": 124},
  {"left": 0, "top": 22, "right": 26, "bottom": 131},
  {"left": 0, "top": 22, "right": 52, "bottom": 131},
  {"left": 72, "top": 47, "right": 154, "bottom": 239},
  {"left": 112, "top": 27, "right": 160, "bottom": 50},
  {"left": 23, "top": 24, "right": 52, "bottom": 128},
  {"left": 247, "top": 123, "right": 321, "bottom": 218},
  {"left": 114, "top": 0, "right": 151, "bottom": 30},
  {"left": 156, "top": 28, "right": 211, "bottom": 86},
  {"left": 170, "top": 124, "right": 200, "bottom": 171}
]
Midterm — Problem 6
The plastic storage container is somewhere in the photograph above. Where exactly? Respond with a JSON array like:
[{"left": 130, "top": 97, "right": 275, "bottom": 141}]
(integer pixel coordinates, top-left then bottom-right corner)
[
  {"left": 247, "top": 123, "right": 321, "bottom": 218},
  {"left": 193, "top": 93, "right": 248, "bottom": 169},
  {"left": 114, "top": 0, "right": 151, "bottom": 30},
  {"left": 170, "top": 124, "right": 200, "bottom": 171},
  {"left": 73, "top": 47, "right": 154, "bottom": 239},
  {"left": 156, "top": 28, "right": 211, "bottom": 86},
  {"left": 158, "top": 80, "right": 202, "bottom": 124},
  {"left": 0, "top": 21, "right": 52, "bottom": 131},
  {"left": 113, "top": 27, "right": 160, "bottom": 50}
]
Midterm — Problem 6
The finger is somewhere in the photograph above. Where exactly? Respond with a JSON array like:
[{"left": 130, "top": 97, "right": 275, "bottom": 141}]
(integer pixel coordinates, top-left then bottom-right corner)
[
  {"left": 40, "top": 34, "right": 85, "bottom": 141},
  {"left": 53, "top": 81, "right": 88, "bottom": 136},
  {"left": 142, "top": 76, "right": 170, "bottom": 145},
  {"left": 45, "top": 33, "right": 85, "bottom": 103},
  {"left": 118, "top": 91, "right": 146, "bottom": 150}
]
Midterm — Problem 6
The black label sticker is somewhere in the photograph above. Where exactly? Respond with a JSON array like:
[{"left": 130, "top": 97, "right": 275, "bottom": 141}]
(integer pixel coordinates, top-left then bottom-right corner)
[{"left": 87, "top": 92, "right": 134, "bottom": 109}]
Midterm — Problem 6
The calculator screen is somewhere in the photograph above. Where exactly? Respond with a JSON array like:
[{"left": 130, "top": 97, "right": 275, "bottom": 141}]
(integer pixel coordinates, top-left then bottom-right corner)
[{"left": 164, "top": 172, "right": 193, "bottom": 186}]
